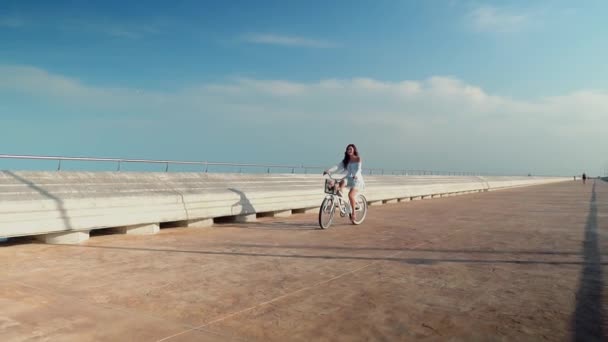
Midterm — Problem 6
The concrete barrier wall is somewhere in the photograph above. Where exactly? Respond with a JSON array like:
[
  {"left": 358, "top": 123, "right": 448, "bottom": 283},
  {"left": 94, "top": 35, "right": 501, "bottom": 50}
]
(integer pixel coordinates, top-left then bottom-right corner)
[{"left": 0, "top": 171, "right": 570, "bottom": 242}]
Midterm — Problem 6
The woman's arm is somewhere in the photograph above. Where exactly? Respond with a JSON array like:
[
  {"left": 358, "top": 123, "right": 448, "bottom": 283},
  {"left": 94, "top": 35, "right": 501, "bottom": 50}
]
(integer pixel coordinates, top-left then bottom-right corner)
[
  {"left": 352, "top": 158, "right": 362, "bottom": 178},
  {"left": 325, "top": 161, "right": 344, "bottom": 174}
]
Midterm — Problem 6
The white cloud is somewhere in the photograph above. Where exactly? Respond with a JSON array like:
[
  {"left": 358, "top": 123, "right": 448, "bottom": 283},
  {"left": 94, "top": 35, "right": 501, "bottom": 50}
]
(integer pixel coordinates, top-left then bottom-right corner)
[
  {"left": 0, "top": 13, "right": 159, "bottom": 38},
  {"left": 102, "top": 27, "right": 142, "bottom": 39},
  {"left": 469, "top": 6, "right": 530, "bottom": 33},
  {"left": 242, "top": 33, "right": 336, "bottom": 48},
  {"left": 97, "top": 24, "right": 160, "bottom": 39},
  {"left": 67, "top": 22, "right": 161, "bottom": 39},
  {"left": 235, "top": 78, "right": 308, "bottom": 96},
  {"left": 0, "top": 65, "right": 98, "bottom": 97},
  {"left": 1, "top": 64, "right": 606, "bottom": 175},
  {"left": 0, "top": 15, "right": 160, "bottom": 39},
  {"left": 0, "top": 65, "right": 168, "bottom": 110},
  {"left": 0, "top": 15, "right": 27, "bottom": 28},
  {"left": 2, "top": 64, "right": 606, "bottom": 125}
]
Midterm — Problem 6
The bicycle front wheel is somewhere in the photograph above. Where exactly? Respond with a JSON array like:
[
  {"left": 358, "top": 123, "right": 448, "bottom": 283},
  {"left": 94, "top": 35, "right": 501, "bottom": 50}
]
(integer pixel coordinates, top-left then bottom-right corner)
[
  {"left": 351, "top": 194, "right": 368, "bottom": 225},
  {"left": 318, "top": 197, "right": 335, "bottom": 229}
]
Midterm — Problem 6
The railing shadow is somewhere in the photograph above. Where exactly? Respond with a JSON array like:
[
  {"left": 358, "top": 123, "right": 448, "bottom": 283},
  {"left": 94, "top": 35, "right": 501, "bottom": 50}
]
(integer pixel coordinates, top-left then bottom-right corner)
[
  {"left": 217, "top": 243, "right": 582, "bottom": 256},
  {"left": 4, "top": 171, "right": 73, "bottom": 231},
  {"left": 219, "top": 221, "right": 319, "bottom": 230},
  {"left": 572, "top": 180, "right": 605, "bottom": 341},
  {"left": 48, "top": 243, "right": 608, "bottom": 267}
]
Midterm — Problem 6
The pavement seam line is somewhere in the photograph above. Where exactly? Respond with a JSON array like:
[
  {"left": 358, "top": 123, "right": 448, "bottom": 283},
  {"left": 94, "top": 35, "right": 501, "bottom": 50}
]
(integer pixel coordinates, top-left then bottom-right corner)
[
  {"left": 6, "top": 280, "right": 233, "bottom": 340},
  {"left": 156, "top": 228, "right": 465, "bottom": 342}
]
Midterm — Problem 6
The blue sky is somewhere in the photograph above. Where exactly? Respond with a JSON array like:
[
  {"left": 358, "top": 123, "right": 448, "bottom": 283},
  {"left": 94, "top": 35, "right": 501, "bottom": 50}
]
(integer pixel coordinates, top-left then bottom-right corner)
[{"left": 1, "top": 0, "right": 607, "bottom": 176}]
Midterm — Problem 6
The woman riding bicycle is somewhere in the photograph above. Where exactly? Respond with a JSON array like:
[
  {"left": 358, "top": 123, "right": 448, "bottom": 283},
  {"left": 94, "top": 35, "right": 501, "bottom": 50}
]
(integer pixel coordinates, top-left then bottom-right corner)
[{"left": 323, "top": 144, "right": 365, "bottom": 224}]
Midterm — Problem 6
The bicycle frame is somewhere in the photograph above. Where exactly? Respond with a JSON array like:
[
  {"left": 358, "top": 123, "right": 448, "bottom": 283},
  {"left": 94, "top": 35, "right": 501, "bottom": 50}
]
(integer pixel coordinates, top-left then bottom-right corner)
[{"left": 325, "top": 192, "right": 352, "bottom": 216}]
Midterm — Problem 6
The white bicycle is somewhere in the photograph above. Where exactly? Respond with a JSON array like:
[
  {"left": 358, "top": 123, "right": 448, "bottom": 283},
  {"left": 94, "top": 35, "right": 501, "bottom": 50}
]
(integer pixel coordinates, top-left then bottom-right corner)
[{"left": 318, "top": 174, "right": 368, "bottom": 229}]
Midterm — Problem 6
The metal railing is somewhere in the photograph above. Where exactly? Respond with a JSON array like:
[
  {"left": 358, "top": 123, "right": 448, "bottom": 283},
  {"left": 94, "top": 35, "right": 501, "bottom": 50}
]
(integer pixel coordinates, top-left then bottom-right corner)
[{"left": 0, "top": 153, "right": 483, "bottom": 176}]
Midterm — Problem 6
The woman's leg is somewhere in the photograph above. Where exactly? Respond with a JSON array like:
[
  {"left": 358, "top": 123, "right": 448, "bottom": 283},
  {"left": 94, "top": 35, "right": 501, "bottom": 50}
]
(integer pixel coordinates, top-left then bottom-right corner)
[{"left": 349, "top": 188, "right": 358, "bottom": 223}]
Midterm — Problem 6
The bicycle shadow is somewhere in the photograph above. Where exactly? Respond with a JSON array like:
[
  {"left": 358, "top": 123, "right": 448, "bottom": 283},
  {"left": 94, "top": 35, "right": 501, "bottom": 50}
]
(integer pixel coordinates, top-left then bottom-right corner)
[
  {"left": 219, "top": 187, "right": 327, "bottom": 230},
  {"left": 227, "top": 187, "right": 256, "bottom": 216}
]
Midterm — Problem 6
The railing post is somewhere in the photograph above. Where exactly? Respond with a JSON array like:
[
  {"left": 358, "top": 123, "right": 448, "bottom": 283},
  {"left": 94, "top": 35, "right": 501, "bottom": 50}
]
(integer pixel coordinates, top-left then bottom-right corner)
[
  {"left": 57, "top": 159, "right": 62, "bottom": 171},
  {"left": 117, "top": 161, "right": 121, "bottom": 171},
  {"left": 165, "top": 162, "right": 169, "bottom": 172}
]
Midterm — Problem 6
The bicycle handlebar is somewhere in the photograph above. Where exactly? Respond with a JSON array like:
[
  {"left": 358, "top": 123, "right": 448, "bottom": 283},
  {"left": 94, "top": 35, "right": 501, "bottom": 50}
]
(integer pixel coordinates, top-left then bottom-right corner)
[{"left": 324, "top": 173, "right": 347, "bottom": 181}]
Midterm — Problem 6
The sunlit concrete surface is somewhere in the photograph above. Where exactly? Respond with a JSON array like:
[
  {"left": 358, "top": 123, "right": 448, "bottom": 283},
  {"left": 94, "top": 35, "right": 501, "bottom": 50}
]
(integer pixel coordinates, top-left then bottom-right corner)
[
  {"left": 0, "top": 171, "right": 568, "bottom": 241},
  {"left": 1, "top": 180, "right": 606, "bottom": 341}
]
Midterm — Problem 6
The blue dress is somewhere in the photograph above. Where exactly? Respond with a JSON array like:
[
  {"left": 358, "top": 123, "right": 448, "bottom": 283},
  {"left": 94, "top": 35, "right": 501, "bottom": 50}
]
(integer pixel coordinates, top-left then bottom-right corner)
[{"left": 329, "top": 161, "right": 365, "bottom": 190}]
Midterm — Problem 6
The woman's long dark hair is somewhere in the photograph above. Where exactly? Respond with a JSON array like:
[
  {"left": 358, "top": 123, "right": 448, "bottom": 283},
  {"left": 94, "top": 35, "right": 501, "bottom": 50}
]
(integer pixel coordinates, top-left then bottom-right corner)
[{"left": 342, "top": 144, "right": 359, "bottom": 169}]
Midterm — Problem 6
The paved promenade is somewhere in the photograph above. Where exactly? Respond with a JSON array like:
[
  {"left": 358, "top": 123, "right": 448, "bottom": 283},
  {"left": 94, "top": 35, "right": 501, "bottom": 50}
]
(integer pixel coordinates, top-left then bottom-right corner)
[{"left": 1, "top": 180, "right": 606, "bottom": 341}]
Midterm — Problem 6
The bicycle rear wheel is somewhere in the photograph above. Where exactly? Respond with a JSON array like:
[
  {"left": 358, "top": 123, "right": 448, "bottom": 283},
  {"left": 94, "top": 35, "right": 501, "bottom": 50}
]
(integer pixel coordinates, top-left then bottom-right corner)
[
  {"left": 318, "top": 197, "right": 335, "bottom": 229},
  {"left": 350, "top": 194, "right": 368, "bottom": 225}
]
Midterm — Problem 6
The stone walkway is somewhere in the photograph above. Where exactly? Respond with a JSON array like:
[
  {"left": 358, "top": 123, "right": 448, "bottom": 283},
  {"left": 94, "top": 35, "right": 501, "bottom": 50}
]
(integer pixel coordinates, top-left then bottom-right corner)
[{"left": 1, "top": 180, "right": 606, "bottom": 341}]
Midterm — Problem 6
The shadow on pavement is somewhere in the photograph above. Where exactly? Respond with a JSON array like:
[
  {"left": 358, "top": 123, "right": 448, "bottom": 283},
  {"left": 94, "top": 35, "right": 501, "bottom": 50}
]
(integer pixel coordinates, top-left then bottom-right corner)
[{"left": 572, "top": 180, "right": 605, "bottom": 341}]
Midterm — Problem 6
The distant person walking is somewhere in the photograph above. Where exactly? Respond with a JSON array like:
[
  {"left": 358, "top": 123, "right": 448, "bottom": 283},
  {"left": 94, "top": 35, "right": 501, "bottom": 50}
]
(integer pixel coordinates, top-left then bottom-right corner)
[
  {"left": 323, "top": 144, "right": 365, "bottom": 224},
  {"left": 582, "top": 173, "right": 587, "bottom": 184}
]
